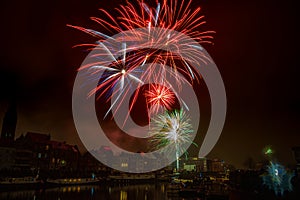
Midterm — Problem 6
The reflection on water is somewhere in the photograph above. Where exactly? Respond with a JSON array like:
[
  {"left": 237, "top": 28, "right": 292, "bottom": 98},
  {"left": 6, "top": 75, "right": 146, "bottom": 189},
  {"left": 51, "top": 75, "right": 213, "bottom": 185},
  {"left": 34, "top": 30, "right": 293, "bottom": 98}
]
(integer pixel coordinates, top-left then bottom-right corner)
[
  {"left": 120, "top": 190, "right": 127, "bottom": 200},
  {"left": 0, "top": 183, "right": 182, "bottom": 200}
]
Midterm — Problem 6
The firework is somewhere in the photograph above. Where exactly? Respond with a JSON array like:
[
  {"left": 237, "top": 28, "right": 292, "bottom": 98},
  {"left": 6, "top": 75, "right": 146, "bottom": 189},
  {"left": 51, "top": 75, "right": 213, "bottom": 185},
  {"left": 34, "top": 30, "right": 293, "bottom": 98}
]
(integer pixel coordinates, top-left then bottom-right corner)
[
  {"left": 261, "top": 162, "right": 294, "bottom": 196},
  {"left": 149, "top": 109, "right": 196, "bottom": 170},
  {"left": 88, "top": 50, "right": 144, "bottom": 118},
  {"left": 262, "top": 145, "right": 274, "bottom": 160},
  {"left": 264, "top": 148, "right": 273, "bottom": 155},
  {"left": 144, "top": 84, "right": 176, "bottom": 114},
  {"left": 68, "top": 0, "right": 214, "bottom": 119}
]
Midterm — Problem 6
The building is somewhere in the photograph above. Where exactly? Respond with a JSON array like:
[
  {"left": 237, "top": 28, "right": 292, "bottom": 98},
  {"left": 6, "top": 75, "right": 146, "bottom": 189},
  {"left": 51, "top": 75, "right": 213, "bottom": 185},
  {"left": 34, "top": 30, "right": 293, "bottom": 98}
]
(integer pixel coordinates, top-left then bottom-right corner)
[
  {"left": 0, "top": 104, "right": 81, "bottom": 176},
  {"left": 0, "top": 102, "right": 17, "bottom": 146},
  {"left": 47, "top": 140, "right": 80, "bottom": 171},
  {"left": 88, "top": 146, "right": 114, "bottom": 169},
  {"left": 14, "top": 148, "right": 33, "bottom": 170},
  {"left": 211, "top": 159, "right": 225, "bottom": 173},
  {"left": 15, "top": 132, "right": 80, "bottom": 172},
  {"left": 79, "top": 152, "right": 103, "bottom": 174},
  {"left": 0, "top": 146, "right": 15, "bottom": 170},
  {"left": 15, "top": 132, "right": 50, "bottom": 171}
]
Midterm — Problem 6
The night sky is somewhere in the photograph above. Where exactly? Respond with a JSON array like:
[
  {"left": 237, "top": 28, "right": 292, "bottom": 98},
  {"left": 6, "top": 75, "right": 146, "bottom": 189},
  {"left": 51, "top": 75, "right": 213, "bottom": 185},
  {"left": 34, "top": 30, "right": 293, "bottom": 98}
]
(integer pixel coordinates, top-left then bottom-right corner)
[{"left": 0, "top": 0, "right": 299, "bottom": 168}]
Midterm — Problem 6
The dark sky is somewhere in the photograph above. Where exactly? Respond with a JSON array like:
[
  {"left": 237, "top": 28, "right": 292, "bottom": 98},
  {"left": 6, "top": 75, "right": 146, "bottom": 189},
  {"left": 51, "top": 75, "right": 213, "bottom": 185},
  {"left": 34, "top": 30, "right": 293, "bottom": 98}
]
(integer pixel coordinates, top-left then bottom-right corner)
[{"left": 0, "top": 0, "right": 299, "bottom": 168}]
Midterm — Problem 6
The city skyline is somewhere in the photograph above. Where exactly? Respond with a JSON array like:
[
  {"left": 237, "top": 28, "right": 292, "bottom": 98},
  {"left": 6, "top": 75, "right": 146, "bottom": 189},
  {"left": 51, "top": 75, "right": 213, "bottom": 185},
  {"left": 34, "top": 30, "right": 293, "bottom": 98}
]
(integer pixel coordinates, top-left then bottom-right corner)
[{"left": 0, "top": 100, "right": 298, "bottom": 170}]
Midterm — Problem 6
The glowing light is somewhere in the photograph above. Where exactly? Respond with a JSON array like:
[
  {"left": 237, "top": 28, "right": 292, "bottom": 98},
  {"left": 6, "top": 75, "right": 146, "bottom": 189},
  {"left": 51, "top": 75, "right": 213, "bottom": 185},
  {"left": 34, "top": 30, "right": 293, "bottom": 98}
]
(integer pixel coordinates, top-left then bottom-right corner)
[
  {"left": 144, "top": 84, "right": 176, "bottom": 114},
  {"left": 90, "top": 61, "right": 144, "bottom": 118},
  {"left": 68, "top": 0, "right": 214, "bottom": 119},
  {"left": 120, "top": 190, "right": 128, "bottom": 200},
  {"left": 149, "top": 109, "right": 196, "bottom": 170},
  {"left": 265, "top": 148, "right": 273, "bottom": 155},
  {"left": 261, "top": 162, "right": 294, "bottom": 196},
  {"left": 263, "top": 145, "right": 274, "bottom": 156}
]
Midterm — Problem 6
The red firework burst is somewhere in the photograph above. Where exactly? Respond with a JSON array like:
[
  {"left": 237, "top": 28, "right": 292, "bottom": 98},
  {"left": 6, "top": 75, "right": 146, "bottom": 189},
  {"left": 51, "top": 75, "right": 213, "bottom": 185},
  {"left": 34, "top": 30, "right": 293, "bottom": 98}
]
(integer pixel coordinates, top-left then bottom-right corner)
[
  {"left": 144, "top": 84, "right": 176, "bottom": 114},
  {"left": 68, "top": 0, "right": 214, "bottom": 119}
]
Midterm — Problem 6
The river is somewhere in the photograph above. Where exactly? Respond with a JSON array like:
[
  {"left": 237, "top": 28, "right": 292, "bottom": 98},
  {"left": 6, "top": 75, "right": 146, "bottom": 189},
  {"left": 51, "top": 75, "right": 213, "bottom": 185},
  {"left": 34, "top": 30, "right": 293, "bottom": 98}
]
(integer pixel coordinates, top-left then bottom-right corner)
[{"left": 0, "top": 183, "right": 187, "bottom": 200}]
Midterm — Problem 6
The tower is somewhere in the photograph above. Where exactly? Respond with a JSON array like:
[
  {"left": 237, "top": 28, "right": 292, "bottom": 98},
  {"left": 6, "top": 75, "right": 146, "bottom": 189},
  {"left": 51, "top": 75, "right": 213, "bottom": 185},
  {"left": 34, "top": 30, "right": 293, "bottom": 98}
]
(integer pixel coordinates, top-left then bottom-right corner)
[{"left": 1, "top": 101, "right": 17, "bottom": 145}]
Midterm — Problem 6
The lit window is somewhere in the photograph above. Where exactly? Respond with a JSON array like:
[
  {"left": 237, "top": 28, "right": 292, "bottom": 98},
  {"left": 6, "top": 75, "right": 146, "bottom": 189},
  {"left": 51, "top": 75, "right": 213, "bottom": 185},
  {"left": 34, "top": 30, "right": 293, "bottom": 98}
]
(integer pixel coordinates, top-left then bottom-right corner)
[
  {"left": 61, "top": 160, "right": 66, "bottom": 166},
  {"left": 121, "top": 163, "right": 128, "bottom": 167}
]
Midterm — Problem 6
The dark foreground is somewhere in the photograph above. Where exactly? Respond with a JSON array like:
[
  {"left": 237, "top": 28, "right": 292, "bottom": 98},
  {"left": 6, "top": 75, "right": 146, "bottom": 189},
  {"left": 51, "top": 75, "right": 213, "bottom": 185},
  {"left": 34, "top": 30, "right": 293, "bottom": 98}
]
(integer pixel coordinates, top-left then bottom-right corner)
[{"left": 0, "top": 181, "right": 299, "bottom": 200}]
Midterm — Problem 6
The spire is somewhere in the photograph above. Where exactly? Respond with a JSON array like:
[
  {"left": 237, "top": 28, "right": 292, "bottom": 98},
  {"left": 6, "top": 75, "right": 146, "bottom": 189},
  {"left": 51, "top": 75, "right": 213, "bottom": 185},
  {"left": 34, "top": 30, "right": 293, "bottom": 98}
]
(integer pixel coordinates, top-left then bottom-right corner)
[{"left": 0, "top": 101, "right": 17, "bottom": 146}]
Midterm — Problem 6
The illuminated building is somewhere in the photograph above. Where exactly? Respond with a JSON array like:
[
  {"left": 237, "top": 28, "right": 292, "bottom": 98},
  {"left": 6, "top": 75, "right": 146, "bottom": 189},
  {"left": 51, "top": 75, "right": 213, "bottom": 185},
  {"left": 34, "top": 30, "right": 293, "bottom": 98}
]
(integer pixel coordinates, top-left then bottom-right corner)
[{"left": 15, "top": 132, "right": 80, "bottom": 171}]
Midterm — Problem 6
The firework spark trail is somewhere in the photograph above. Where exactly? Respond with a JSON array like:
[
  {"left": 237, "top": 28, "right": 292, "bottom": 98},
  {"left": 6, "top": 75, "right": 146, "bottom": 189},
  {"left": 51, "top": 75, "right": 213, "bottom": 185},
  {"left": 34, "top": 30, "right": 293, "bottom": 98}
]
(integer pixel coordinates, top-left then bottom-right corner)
[
  {"left": 86, "top": 44, "right": 144, "bottom": 118},
  {"left": 261, "top": 161, "right": 294, "bottom": 196},
  {"left": 149, "top": 109, "right": 196, "bottom": 168},
  {"left": 68, "top": 0, "right": 214, "bottom": 119},
  {"left": 144, "top": 84, "right": 176, "bottom": 115}
]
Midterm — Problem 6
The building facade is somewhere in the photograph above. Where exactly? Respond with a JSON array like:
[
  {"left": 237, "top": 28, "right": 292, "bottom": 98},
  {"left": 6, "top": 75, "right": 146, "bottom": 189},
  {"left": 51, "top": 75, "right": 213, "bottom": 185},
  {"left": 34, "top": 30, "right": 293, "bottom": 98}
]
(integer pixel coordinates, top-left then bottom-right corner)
[
  {"left": 15, "top": 132, "right": 80, "bottom": 172},
  {"left": 0, "top": 102, "right": 17, "bottom": 146}
]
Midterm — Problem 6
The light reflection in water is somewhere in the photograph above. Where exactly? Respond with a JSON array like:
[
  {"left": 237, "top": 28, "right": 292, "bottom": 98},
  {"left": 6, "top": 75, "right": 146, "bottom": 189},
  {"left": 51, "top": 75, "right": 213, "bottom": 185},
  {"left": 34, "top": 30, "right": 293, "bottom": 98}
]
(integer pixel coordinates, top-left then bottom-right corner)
[
  {"left": 0, "top": 183, "right": 170, "bottom": 200},
  {"left": 120, "top": 190, "right": 127, "bottom": 200},
  {"left": 161, "top": 184, "right": 165, "bottom": 193}
]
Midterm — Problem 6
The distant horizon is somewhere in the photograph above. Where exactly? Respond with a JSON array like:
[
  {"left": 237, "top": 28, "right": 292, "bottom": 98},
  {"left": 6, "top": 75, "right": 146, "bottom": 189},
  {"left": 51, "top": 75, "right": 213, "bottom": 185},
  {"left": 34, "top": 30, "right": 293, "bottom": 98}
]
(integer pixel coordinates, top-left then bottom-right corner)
[{"left": 1, "top": 107, "right": 298, "bottom": 170}]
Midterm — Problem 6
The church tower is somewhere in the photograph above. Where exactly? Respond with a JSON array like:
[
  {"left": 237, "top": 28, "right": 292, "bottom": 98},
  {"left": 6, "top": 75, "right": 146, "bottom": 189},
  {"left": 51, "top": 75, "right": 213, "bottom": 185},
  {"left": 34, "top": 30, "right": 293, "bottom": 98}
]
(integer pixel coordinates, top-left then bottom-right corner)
[{"left": 1, "top": 101, "right": 17, "bottom": 145}]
